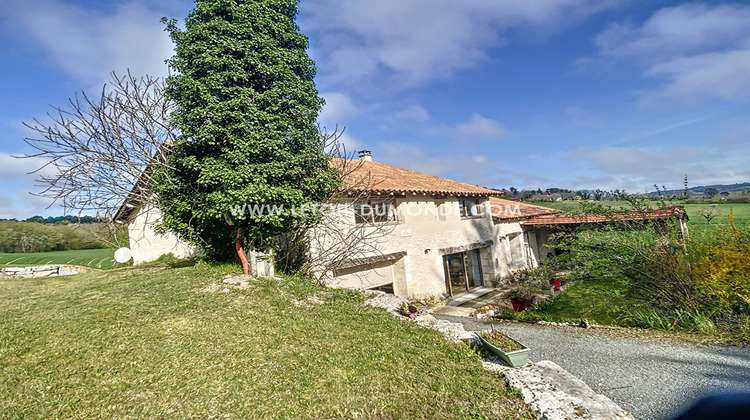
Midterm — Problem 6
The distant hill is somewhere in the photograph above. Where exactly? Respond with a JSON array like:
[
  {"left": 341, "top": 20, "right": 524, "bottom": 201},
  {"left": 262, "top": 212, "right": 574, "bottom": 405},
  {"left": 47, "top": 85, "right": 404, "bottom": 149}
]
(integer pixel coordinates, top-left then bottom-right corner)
[
  {"left": 650, "top": 182, "right": 750, "bottom": 196},
  {"left": 0, "top": 215, "right": 100, "bottom": 224}
]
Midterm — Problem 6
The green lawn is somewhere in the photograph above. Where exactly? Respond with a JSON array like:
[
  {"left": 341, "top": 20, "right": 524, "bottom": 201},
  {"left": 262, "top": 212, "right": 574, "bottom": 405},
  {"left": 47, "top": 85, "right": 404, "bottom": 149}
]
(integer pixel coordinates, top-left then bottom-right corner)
[
  {"left": 683, "top": 203, "right": 750, "bottom": 226},
  {"left": 0, "top": 249, "right": 121, "bottom": 269},
  {"left": 526, "top": 279, "right": 646, "bottom": 325},
  {"left": 0, "top": 263, "right": 530, "bottom": 419}
]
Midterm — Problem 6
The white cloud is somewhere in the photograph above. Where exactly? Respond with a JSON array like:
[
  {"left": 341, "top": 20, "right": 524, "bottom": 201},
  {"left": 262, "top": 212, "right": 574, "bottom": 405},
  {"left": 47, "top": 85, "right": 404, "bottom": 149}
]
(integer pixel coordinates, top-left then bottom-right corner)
[
  {"left": 318, "top": 92, "right": 360, "bottom": 127},
  {"left": 588, "top": 3, "right": 750, "bottom": 104},
  {"left": 0, "top": 189, "right": 59, "bottom": 220},
  {"left": 0, "top": 153, "right": 50, "bottom": 181},
  {"left": 0, "top": 0, "right": 177, "bottom": 88},
  {"left": 594, "top": 4, "right": 750, "bottom": 60},
  {"left": 456, "top": 113, "right": 508, "bottom": 140},
  {"left": 564, "top": 175, "right": 625, "bottom": 192},
  {"left": 302, "top": 0, "right": 620, "bottom": 92},
  {"left": 0, "top": 153, "right": 59, "bottom": 218},
  {"left": 644, "top": 50, "right": 750, "bottom": 104},
  {"left": 392, "top": 105, "right": 430, "bottom": 123},
  {"left": 569, "top": 140, "right": 750, "bottom": 190},
  {"left": 374, "top": 141, "right": 507, "bottom": 188},
  {"left": 335, "top": 132, "right": 361, "bottom": 155}
]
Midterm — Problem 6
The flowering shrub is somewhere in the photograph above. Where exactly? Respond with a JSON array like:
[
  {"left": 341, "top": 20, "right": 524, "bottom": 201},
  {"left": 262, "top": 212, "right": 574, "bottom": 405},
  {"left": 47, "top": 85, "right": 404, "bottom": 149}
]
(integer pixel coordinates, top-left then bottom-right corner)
[
  {"left": 692, "top": 215, "right": 750, "bottom": 310},
  {"left": 476, "top": 304, "right": 497, "bottom": 314},
  {"left": 399, "top": 302, "right": 420, "bottom": 319}
]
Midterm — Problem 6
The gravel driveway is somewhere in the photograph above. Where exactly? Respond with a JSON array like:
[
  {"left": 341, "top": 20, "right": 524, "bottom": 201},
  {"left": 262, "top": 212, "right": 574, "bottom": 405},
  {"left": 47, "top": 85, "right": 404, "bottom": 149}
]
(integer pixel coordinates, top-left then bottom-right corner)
[{"left": 435, "top": 315, "right": 750, "bottom": 420}]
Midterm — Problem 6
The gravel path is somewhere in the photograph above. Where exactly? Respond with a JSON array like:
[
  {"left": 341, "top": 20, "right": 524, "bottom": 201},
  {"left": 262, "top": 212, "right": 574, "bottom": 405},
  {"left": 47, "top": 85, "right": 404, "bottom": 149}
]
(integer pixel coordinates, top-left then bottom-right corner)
[{"left": 435, "top": 315, "right": 750, "bottom": 420}]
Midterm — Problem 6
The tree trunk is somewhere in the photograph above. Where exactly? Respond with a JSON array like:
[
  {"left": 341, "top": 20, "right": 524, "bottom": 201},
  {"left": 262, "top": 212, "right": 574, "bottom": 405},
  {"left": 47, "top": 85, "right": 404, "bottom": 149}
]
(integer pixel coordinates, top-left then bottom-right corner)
[{"left": 235, "top": 226, "right": 250, "bottom": 275}]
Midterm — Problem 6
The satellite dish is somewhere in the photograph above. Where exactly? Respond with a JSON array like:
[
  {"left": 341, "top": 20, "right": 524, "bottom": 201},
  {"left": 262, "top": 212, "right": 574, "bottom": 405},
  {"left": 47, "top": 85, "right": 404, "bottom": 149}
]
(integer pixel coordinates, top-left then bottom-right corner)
[{"left": 114, "top": 247, "right": 132, "bottom": 264}]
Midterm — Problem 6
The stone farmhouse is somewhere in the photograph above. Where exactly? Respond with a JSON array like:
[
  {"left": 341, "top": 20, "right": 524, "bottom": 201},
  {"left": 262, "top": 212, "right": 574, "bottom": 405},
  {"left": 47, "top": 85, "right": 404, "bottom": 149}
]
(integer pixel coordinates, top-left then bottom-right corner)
[{"left": 115, "top": 151, "right": 687, "bottom": 301}]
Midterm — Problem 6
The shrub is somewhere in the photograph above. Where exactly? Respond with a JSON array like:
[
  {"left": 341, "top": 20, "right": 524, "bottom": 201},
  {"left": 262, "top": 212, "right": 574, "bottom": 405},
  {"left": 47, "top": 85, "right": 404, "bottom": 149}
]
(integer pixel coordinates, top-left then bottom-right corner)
[
  {"left": 503, "top": 266, "right": 553, "bottom": 300},
  {"left": 691, "top": 215, "right": 750, "bottom": 311},
  {"left": 550, "top": 217, "right": 697, "bottom": 311},
  {"left": 535, "top": 198, "right": 749, "bottom": 341}
]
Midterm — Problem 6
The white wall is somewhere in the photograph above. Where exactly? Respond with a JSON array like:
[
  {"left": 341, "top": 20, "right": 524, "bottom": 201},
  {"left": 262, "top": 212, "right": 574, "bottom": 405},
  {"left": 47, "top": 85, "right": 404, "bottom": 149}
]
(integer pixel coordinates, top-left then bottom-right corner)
[
  {"left": 492, "top": 221, "right": 528, "bottom": 279},
  {"left": 127, "top": 205, "right": 198, "bottom": 264},
  {"left": 311, "top": 194, "right": 510, "bottom": 299}
]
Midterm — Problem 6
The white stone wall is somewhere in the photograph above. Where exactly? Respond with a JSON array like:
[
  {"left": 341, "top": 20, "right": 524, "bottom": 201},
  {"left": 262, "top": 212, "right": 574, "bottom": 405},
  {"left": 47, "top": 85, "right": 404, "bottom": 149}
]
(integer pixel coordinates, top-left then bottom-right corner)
[
  {"left": 492, "top": 221, "right": 529, "bottom": 279},
  {"left": 127, "top": 205, "right": 198, "bottom": 264},
  {"left": 0, "top": 265, "right": 93, "bottom": 278},
  {"left": 311, "top": 194, "right": 522, "bottom": 299}
]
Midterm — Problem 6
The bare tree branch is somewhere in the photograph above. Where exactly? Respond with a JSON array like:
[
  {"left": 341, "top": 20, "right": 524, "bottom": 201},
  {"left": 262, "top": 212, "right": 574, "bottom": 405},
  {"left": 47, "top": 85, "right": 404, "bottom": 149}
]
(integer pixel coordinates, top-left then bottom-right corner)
[
  {"left": 275, "top": 125, "right": 398, "bottom": 285},
  {"left": 21, "top": 71, "right": 176, "bottom": 224}
]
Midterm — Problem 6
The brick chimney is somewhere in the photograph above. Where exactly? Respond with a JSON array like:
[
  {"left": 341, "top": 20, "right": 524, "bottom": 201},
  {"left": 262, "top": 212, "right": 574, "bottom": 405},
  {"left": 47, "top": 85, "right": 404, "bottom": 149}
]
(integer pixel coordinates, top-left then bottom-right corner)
[{"left": 358, "top": 150, "right": 372, "bottom": 161}]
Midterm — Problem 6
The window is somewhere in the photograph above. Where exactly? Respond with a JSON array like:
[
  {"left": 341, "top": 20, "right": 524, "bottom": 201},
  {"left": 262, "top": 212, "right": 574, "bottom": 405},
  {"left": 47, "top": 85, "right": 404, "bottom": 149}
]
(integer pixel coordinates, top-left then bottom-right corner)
[
  {"left": 459, "top": 199, "right": 482, "bottom": 218},
  {"left": 354, "top": 200, "right": 398, "bottom": 224}
]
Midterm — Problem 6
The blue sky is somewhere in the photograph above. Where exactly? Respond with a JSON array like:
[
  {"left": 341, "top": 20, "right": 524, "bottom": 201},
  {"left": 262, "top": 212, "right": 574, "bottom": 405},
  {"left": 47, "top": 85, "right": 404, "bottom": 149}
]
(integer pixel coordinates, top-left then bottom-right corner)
[{"left": 1, "top": 0, "right": 749, "bottom": 218}]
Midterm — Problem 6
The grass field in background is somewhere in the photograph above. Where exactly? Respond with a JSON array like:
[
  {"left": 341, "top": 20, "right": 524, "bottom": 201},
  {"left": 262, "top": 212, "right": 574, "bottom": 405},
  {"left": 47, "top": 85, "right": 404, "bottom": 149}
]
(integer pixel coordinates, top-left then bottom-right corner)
[
  {"left": 531, "top": 201, "right": 750, "bottom": 226},
  {"left": 683, "top": 203, "right": 750, "bottom": 226},
  {"left": 0, "top": 264, "right": 530, "bottom": 418},
  {"left": 0, "top": 248, "right": 120, "bottom": 269}
]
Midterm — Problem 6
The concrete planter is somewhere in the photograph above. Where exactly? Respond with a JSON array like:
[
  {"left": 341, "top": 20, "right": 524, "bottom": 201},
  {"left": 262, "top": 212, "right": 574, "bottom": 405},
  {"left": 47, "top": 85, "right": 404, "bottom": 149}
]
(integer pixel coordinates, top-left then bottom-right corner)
[{"left": 477, "top": 331, "right": 529, "bottom": 368}]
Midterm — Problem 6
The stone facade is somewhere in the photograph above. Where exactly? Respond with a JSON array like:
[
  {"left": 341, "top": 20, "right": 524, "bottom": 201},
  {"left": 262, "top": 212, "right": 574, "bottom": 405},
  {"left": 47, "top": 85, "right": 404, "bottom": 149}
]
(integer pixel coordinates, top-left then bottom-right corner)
[
  {"left": 311, "top": 195, "right": 542, "bottom": 300},
  {"left": 116, "top": 157, "right": 558, "bottom": 299}
]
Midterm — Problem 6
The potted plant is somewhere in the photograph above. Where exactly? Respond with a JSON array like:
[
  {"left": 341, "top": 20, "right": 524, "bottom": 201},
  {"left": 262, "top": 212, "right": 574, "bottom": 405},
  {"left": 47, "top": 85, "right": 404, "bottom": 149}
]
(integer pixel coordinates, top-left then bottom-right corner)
[
  {"left": 506, "top": 286, "right": 531, "bottom": 312},
  {"left": 476, "top": 327, "right": 529, "bottom": 367},
  {"left": 505, "top": 266, "right": 553, "bottom": 311},
  {"left": 474, "top": 304, "right": 497, "bottom": 318},
  {"left": 549, "top": 278, "right": 562, "bottom": 291}
]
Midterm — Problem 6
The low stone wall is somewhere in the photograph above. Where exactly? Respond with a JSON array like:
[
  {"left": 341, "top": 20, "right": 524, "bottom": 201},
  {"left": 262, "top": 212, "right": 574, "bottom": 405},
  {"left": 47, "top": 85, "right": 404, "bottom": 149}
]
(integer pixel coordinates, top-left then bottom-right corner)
[{"left": 0, "top": 265, "right": 95, "bottom": 278}]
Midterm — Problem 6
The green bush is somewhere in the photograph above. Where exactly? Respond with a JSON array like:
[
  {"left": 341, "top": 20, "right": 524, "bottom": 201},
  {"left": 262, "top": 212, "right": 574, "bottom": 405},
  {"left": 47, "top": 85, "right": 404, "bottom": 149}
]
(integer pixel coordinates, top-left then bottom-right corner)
[
  {"left": 550, "top": 218, "right": 697, "bottom": 311},
  {"left": 503, "top": 266, "right": 555, "bottom": 300},
  {"left": 691, "top": 215, "right": 750, "bottom": 311},
  {"left": 542, "top": 199, "right": 749, "bottom": 341}
]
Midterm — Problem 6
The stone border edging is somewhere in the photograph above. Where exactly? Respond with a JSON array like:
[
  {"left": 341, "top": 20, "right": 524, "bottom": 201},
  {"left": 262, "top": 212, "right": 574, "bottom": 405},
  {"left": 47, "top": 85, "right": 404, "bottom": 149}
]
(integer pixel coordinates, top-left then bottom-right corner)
[
  {"left": 0, "top": 265, "right": 95, "bottom": 278},
  {"left": 504, "top": 360, "right": 634, "bottom": 420}
]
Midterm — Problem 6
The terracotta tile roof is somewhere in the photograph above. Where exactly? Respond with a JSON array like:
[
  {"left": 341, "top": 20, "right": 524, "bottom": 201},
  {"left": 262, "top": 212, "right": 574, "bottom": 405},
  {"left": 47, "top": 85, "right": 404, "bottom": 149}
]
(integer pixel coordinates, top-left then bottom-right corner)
[
  {"left": 489, "top": 197, "right": 559, "bottom": 221},
  {"left": 333, "top": 159, "right": 499, "bottom": 196},
  {"left": 521, "top": 206, "right": 688, "bottom": 226}
]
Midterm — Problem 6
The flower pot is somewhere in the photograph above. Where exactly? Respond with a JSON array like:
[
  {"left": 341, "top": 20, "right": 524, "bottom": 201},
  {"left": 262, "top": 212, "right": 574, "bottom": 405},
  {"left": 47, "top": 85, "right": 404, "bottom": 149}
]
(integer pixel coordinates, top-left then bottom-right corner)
[
  {"left": 477, "top": 331, "right": 529, "bottom": 368},
  {"left": 510, "top": 299, "right": 526, "bottom": 312},
  {"left": 549, "top": 279, "right": 561, "bottom": 291}
]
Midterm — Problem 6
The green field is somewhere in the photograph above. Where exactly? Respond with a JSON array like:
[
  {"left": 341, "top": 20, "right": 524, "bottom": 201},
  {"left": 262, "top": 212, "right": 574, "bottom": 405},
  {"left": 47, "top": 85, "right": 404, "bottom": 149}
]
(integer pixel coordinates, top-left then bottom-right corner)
[
  {"left": 683, "top": 203, "right": 750, "bottom": 226},
  {"left": 0, "top": 248, "right": 121, "bottom": 269},
  {"left": 0, "top": 264, "right": 530, "bottom": 418},
  {"left": 531, "top": 201, "right": 750, "bottom": 226}
]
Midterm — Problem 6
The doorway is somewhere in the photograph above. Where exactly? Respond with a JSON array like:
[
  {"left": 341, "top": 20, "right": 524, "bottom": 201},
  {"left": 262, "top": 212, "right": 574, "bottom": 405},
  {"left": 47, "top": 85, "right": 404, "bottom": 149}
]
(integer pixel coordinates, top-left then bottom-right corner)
[{"left": 443, "top": 249, "right": 483, "bottom": 296}]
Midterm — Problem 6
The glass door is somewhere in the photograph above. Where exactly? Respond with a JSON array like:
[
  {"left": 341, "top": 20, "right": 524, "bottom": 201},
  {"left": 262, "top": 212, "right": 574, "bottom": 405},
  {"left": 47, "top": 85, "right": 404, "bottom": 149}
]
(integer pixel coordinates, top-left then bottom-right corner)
[
  {"left": 445, "top": 253, "right": 467, "bottom": 295},
  {"left": 444, "top": 249, "right": 485, "bottom": 295},
  {"left": 467, "top": 249, "right": 483, "bottom": 288}
]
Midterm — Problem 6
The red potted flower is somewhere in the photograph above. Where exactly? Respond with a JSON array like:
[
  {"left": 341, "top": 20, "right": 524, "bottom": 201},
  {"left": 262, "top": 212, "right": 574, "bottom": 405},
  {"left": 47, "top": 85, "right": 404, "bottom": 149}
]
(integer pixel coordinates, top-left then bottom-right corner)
[{"left": 507, "top": 286, "right": 531, "bottom": 312}]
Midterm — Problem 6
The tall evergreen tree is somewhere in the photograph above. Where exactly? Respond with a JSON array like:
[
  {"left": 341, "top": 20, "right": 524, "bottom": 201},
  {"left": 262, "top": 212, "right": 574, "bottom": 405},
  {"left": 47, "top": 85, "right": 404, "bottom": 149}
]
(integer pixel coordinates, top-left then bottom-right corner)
[{"left": 157, "top": 0, "right": 339, "bottom": 269}]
